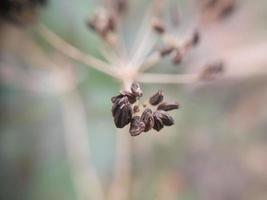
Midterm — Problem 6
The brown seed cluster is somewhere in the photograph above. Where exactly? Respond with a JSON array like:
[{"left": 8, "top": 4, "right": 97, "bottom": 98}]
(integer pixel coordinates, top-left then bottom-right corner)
[
  {"left": 111, "top": 83, "right": 179, "bottom": 136},
  {"left": 87, "top": 9, "right": 116, "bottom": 39},
  {"left": 0, "top": 0, "right": 47, "bottom": 25},
  {"left": 153, "top": 20, "right": 201, "bottom": 66},
  {"left": 200, "top": 0, "right": 236, "bottom": 23},
  {"left": 199, "top": 61, "right": 224, "bottom": 80}
]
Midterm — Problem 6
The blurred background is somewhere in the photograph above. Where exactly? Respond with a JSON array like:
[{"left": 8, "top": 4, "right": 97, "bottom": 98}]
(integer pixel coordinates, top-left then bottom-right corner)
[{"left": 1, "top": 0, "right": 267, "bottom": 200}]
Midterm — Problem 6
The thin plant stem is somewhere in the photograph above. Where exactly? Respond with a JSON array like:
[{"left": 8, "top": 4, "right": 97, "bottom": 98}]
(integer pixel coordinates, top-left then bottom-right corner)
[
  {"left": 38, "top": 24, "right": 118, "bottom": 78},
  {"left": 60, "top": 86, "right": 105, "bottom": 200},
  {"left": 108, "top": 80, "right": 133, "bottom": 200},
  {"left": 137, "top": 73, "right": 199, "bottom": 84}
]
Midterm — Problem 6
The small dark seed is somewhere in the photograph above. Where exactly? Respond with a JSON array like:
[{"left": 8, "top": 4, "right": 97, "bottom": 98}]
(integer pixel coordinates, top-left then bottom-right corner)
[
  {"left": 140, "top": 108, "right": 154, "bottom": 132},
  {"left": 153, "top": 111, "right": 164, "bottom": 131},
  {"left": 149, "top": 90, "right": 164, "bottom": 106},
  {"left": 120, "top": 90, "right": 137, "bottom": 104},
  {"left": 157, "top": 110, "right": 174, "bottom": 126},
  {"left": 129, "top": 116, "right": 145, "bottom": 136},
  {"left": 157, "top": 102, "right": 179, "bottom": 111},
  {"left": 112, "top": 96, "right": 132, "bottom": 128}
]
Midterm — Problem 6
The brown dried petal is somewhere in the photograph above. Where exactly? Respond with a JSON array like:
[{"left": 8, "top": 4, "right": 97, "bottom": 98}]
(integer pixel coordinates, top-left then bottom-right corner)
[
  {"left": 131, "top": 82, "right": 143, "bottom": 97},
  {"left": 149, "top": 90, "right": 164, "bottom": 106},
  {"left": 140, "top": 108, "right": 154, "bottom": 132},
  {"left": 129, "top": 116, "right": 145, "bottom": 136},
  {"left": 157, "top": 102, "right": 179, "bottom": 111}
]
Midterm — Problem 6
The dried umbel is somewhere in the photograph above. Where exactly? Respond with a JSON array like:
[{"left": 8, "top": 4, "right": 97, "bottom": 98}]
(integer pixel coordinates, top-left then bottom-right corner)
[
  {"left": 111, "top": 83, "right": 179, "bottom": 136},
  {"left": 0, "top": 0, "right": 47, "bottom": 24},
  {"left": 199, "top": 61, "right": 224, "bottom": 80}
]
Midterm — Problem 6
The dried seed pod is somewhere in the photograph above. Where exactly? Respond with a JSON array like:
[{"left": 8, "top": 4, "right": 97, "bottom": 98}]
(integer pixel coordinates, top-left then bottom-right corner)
[
  {"left": 114, "top": 0, "right": 128, "bottom": 15},
  {"left": 131, "top": 82, "right": 143, "bottom": 97},
  {"left": 172, "top": 48, "right": 183, "bottom": 65},
  {"left": 129, "top": 116, "right": 145, "bottom": 136},
  {"left": 120, "top": 90, "right": 137, "bottom": 104},
  {"left": 151, "top": 18, "right": 165, "bottom": 34},
  {"left": 192, "top": 30, "right": 200, "bottom": 46},
  {"left": 157, "top": 110, "right": 174, "bottom": 126},
  {"left": 200, "top": 61, "right": 224, "bottom": 80},
  {"left": 112, "top": 96, "right": 132, "bottom": 128},
  {"left": 160, "top": 46, "right": 175, "bottom": 57},
  {"left": 149, "top": 90, "right": 164, "bottom": 106},
  {"left": 87, "top": 10, "right": 116, "bottom": 38},
  {"left": 153, "top": 111, "right": 164, "bottom": 131},
  {"left": 140, "top": 108, "right": 154, "bottom": 132},
  {"left": 157, "top": 102, "right": 179, "bottom": 111}
]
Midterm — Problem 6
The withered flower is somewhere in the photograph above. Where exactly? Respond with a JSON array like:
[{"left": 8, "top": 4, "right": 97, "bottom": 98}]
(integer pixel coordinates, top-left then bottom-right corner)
[
  {"left": 149, "top": 90, "right": 164, "bottom": 106},
  {"left": 157, "top": 102, "right": 179, "bottom": 111},
  {"left": 141, "top": 108, "right": 154, "bottom": 132},
  {"left": 112, "top": 96, "right": 132, "bottom": 128},
  {"left": 129, "top": 116, "right": 145, "bottom": 136}
]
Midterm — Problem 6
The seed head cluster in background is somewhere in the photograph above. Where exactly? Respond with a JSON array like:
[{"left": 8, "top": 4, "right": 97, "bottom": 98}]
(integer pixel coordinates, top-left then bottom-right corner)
[{"left": 111, "top": 83, "right": 179, "bottom": 136}]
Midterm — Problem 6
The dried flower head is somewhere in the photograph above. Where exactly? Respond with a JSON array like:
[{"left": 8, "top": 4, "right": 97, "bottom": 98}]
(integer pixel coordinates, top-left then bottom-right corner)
[
  {"left": 200, "top": 61, "right": 224, "bottom": 80},
  {"left": 111, "top": 83, "right": 179, "bottom": 136}
]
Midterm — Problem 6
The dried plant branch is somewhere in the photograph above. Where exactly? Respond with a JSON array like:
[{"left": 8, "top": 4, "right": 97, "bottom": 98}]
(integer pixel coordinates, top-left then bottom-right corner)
[
  {"left": 61, "top": 89, "right": 105, "bottom": 200},
  {"left": 108, "top": 128, "right": 132, "bottom": 200},
  {"left": 137, "top": 73, "right": 199, "bottom": 84},
  {"left": 38, "top": 24, "right": 118, "bottom": 78}
]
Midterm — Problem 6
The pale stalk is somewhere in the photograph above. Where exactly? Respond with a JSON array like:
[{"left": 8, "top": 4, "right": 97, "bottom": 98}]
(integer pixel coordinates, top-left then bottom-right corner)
[
  {"left": 108, "top": 80, "right": 134, "bottom": 200},
  {"left": 61, "top": 89, "right": 105, "bottom": 200},
  {"left": 138, "top": 73, "right": 199, "bottom": 84},
  {"left": 38, "top": 24, "right": 118, "bottom": 78}
]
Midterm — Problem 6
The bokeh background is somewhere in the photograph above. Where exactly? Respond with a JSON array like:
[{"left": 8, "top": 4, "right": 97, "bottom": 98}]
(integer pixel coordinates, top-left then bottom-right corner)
[{"left": 1, "top": 0, "right": 267, "bottom": 200}]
